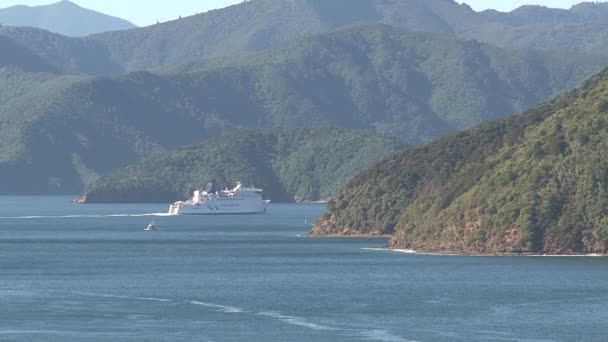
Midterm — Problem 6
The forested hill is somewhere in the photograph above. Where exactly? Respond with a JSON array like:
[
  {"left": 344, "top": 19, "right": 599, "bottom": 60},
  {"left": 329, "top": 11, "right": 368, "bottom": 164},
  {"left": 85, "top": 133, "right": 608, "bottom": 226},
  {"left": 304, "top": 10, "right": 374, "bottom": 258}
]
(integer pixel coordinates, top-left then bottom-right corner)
[
  {"left": 83, "top": 128, "right": 404, "bottom": 203},
  {"left": 0, "top": 27, "right": 124, "bottom": 75},
  {"left": 0, "top": 0, "right": 136, "bottom": 37},
  {"left": 84, "top": 0, "right": 608, "bottom": 69},
  {"left": 0, "top": 35, "right": 57, "bottom": 73},
  {"left": 0, "top": 25, "right": 605, "bottom": 195},
  {"left": 4, "top": 0, "right": 608, "bottom": 73},
  {"left": 312, "top": 68, "right": 608, "bottom": 255}
]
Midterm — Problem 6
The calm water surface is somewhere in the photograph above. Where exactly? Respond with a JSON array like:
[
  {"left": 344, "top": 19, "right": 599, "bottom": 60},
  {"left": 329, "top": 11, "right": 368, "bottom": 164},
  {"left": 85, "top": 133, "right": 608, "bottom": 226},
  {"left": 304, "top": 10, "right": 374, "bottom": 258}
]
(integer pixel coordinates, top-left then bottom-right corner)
[{"left": 0, "top": 196, "right": 607, "bottom": 342}]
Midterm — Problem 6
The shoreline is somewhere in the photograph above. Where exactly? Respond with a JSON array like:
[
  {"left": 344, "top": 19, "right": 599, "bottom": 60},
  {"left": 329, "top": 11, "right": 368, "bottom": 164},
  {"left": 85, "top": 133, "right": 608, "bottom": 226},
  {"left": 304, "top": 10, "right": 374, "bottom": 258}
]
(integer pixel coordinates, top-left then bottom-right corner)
[
  {"left": 363, "top": 247, "right": 607, "bottom": 258},
  {"left": 307, "top": 234, "right": 392, "bottom": 239}
]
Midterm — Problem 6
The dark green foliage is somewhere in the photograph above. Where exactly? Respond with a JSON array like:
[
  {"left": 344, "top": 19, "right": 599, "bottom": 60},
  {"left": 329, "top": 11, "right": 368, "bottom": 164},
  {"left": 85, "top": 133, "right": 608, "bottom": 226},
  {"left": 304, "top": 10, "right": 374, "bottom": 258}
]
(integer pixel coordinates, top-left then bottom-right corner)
[
  {"left": 314, "top": 69, "right": 608, "bottom": 254},
  {"left": 463, "top": 22, "right": 608, "bottom": 55},
  {"left": 89, "top": 0, "right": 475, "bottom": 70},
  {"left": 0, "top": 27, "right": 124, "bottom": 75},
  {"left": 5, "top": 0, "right": 608, "bottom": 74},
  {"left": 0, "top": 35, "right": 57, "bottom": 73},
  {"left": 0, "top": 24, "right": 606, "bottom": 195},
  {"left": 84, "top": 127, "right": 404, "bottom": 203},
  {"left": 84, "top": 0, "right": 608, "bottom": 68}
]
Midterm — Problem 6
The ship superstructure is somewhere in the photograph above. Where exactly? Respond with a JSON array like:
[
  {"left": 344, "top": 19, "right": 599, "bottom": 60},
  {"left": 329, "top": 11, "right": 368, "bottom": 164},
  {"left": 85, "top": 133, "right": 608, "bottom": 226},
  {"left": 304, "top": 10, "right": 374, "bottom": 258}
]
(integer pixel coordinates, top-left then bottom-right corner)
[{"left": 168, "top": 182, "right": 268, "bottom": 215}]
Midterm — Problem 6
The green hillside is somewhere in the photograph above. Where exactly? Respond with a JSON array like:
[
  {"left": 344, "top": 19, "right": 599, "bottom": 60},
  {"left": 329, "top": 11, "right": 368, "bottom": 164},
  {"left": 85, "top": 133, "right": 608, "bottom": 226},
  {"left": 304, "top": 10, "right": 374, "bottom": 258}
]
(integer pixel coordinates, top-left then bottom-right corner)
[
  {"left": 313, "top": 68, "right": 608, "bottom": 255},
  {"left": 4, "top": 0, "right": 608, "bottom": 73},
  {"left": 87, "top": 0, "right": 477, "bottom": 70},
  {"left": 0, "top": 25, "right": 605, "bottom": 195},
  {"left": 83, "top": 128, "right": 404, "bottom": 203},
  {"left": 0, "top": 35, "right": 58, "bottom": 73},
  {"left": 87, "top": 0, "right": 608, "bottom": 69},
  {"left": 0, "top": 26, "right": 123, "bottom": 75}
]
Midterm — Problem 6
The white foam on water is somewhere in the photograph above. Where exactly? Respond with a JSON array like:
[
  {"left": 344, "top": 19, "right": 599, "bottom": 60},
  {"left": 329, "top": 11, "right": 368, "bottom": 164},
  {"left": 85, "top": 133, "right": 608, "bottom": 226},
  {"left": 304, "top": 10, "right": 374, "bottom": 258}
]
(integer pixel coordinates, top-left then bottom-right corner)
[
  {"left": 362, "top": 248, "right": 419, "bottom": 254},
  {"left": 109, "top": 213, "right": 177, "bottom": 218},
  {"left": 257, "top": 311, "right": 337, "bottom": 331},
  {"left": 484, "top": 338, "right": 557, "bottom": 342},
  {"left": 392, "top": 249, "right": 419, "bottom": 254},
  {"left": 0, "top": 213, "right": 176, "bottom": 219},
  {"left": 365, "top": 248, "right": 608, "bottom": 258},
  {"left": 478, "top": 337, "right": 557, "bottom": 342},
  {"left": 134, "top": 297, "right": 172, "bottom": 302},
  {"left": 71, "top": 291, "right": 175, "bottom": 304},
  {"left": 73, "top": 291, "right": 132, "bottom": 299},
  {"left": 359, "top": 329, "right": 421, "bottom": 342},
  {"left": 190, "top": 301, "right": 244, "bottom": 313}
]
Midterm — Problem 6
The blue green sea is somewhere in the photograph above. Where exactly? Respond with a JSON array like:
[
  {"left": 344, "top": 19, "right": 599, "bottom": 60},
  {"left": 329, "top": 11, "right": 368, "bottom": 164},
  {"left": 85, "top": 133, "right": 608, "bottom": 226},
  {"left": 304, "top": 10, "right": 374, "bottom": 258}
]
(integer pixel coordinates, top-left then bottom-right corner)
[{"left": 1, "top": 196, "right": 607, "bottom": 341}]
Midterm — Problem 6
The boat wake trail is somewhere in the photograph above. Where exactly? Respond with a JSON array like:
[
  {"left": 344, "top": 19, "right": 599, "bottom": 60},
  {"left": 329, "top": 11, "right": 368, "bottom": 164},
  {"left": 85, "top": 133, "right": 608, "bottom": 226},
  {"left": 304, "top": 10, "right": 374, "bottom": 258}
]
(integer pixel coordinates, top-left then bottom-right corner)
[
  {"left": 64, "top": 291, "right": 420, "bottom": 341},
  {"left": 0, "top": 213, "right": 176, "bottom": 219},
  {"left": 190, "top": 301, "right": 244, "bottom": 313},
  {"left": 358, "top": 329, "right": 422, "bottom": 342},
  {"left": 257, "top": 311, "right": 338, "bottom": 331}
]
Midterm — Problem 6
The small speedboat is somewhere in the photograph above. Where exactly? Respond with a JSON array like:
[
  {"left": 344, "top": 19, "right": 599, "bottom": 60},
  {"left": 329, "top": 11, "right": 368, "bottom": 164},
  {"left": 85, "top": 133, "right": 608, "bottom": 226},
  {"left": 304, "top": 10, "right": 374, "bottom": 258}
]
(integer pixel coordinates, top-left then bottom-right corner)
[{"left": 144, "top": 223, "right": 158, "bottom": 231}]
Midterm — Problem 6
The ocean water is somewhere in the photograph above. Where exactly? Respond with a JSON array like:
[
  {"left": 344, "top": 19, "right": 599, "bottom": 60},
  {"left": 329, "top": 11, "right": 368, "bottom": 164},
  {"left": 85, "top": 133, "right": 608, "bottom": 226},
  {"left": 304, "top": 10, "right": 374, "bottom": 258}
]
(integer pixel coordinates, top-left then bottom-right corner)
[{"left": 0, "top": 197, "right": 607, "bottom": 342}]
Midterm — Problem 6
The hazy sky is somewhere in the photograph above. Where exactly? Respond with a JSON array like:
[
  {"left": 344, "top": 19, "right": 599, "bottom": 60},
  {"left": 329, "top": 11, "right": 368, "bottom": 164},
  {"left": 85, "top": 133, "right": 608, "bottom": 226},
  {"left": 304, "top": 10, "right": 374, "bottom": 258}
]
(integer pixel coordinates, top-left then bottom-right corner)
[{"left": 0, "top": 0, "right": 604, "bottom": 26}]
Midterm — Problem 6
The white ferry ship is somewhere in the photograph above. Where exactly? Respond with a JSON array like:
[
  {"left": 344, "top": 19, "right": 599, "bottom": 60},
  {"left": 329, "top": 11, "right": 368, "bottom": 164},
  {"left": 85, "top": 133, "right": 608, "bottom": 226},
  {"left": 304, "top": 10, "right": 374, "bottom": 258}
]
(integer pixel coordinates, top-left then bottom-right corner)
[{"left": 168, "top": 182, "right": 269, "bottom": 215}]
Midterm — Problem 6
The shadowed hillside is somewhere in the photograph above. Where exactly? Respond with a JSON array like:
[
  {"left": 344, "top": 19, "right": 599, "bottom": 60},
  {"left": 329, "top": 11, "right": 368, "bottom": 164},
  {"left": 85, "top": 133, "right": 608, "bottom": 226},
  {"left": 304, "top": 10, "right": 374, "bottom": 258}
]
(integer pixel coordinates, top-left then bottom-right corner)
[{"left": 83, "top": 128, "right": 404, "bottom": 203}]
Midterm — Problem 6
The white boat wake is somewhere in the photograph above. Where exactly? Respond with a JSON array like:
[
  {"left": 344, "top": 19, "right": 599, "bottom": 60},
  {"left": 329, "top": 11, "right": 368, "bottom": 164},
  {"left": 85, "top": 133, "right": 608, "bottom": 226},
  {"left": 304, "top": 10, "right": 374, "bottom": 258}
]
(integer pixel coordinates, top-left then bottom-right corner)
[
  {"left": 56, "top": 291, "right": 421, "bottom": 341},
  {"left": 0, "top": 213, "right": 176, "bottom": 219}
]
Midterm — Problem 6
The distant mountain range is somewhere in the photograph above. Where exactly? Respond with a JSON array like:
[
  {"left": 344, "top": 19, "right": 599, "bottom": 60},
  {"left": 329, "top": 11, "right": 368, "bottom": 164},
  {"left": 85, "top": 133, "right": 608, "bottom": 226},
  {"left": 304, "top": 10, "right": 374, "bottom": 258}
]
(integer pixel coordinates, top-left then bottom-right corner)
[
  {"left": 4, "top": 0, "right": 608, "bottom": 72},
  {"left": 0, "top": 24, "right": 605, "bottom": 195},
  {"left": 84, "top": 0, "right": 608, "bottom": 68},
  {"left": 312, "top": 68, "right": 608, "bottom": 255},
  {"left": 0, "top": 0, "right": 136, "bottom": 37}
]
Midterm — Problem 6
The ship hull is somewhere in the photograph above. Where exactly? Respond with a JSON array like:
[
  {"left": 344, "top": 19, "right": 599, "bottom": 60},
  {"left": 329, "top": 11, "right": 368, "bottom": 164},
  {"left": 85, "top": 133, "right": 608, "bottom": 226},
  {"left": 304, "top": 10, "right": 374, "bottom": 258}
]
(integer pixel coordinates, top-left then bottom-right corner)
[{"left": 169, "top": 198, "right": 268, "bottom": 215}]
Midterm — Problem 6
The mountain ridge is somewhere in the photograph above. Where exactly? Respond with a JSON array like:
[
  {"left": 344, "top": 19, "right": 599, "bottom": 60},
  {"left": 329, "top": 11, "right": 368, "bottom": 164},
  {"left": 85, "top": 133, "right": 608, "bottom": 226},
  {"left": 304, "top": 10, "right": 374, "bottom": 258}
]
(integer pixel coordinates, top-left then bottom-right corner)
[
  {"left": 0, "top": 0, "right": 136, "bottom": 37},
  {"left": 4, "top": 0, "right": 608, "bottom": 72}
]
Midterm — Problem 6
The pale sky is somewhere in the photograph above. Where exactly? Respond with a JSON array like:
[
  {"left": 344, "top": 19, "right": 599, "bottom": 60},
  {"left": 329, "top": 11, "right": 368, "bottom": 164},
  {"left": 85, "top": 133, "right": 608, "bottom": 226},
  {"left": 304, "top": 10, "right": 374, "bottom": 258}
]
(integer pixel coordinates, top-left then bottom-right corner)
[{"left": 0, "top": 0, "right": 603, "bottom": 26}]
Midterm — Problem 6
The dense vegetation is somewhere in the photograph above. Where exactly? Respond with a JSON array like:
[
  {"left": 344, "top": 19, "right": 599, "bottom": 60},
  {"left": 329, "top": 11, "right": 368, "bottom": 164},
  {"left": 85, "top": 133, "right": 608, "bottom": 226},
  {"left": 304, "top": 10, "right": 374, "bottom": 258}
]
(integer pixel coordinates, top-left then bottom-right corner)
[
  {"left": 313, "top": 68, "right": 608, "bottom": 255},
  {"left": 0, "top": 25, "right": 605, "bottom": 195},
  {"left": 87, "top": 0, "right": 608, "bottom": 69},
  {"left": 83, "top": 127, "right": 403, "bottom": 203},
  {"left": 0, "top": 35, "right": 57, "bottom": 73},
  {"left": 0, "top": 26, "right": 124, "bottom": 75},
  {"left": 5, "top": 0, "right": 608, "bottom": 72},
  {"left": 0, "top": 0, "right": 135, "bottom": 37}
]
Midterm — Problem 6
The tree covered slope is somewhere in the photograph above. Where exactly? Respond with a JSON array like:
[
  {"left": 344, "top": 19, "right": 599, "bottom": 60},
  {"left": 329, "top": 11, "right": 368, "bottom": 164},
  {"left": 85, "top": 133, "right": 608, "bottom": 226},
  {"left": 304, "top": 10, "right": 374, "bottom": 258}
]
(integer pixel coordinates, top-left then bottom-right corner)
[
  {"left": 4, "top": 0, "right": 608, "bottom": 73},
  {"left": 0, "top": 25, "right": 606, "bottom": 195},
  {"left": 85, "top": 0, "right": 608, "bottom": 69},
  {"left": 0, "top": 35, "right": 57, "bottom": 73},
  {"left": 83, "top": 128, "right": 404, "bottom": 203},
  {"left": 313, "top": 68, "right": 608, "bottom": 255},
  {"left": 0, "top": 26, "right": 124, "bottom": 75}
]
